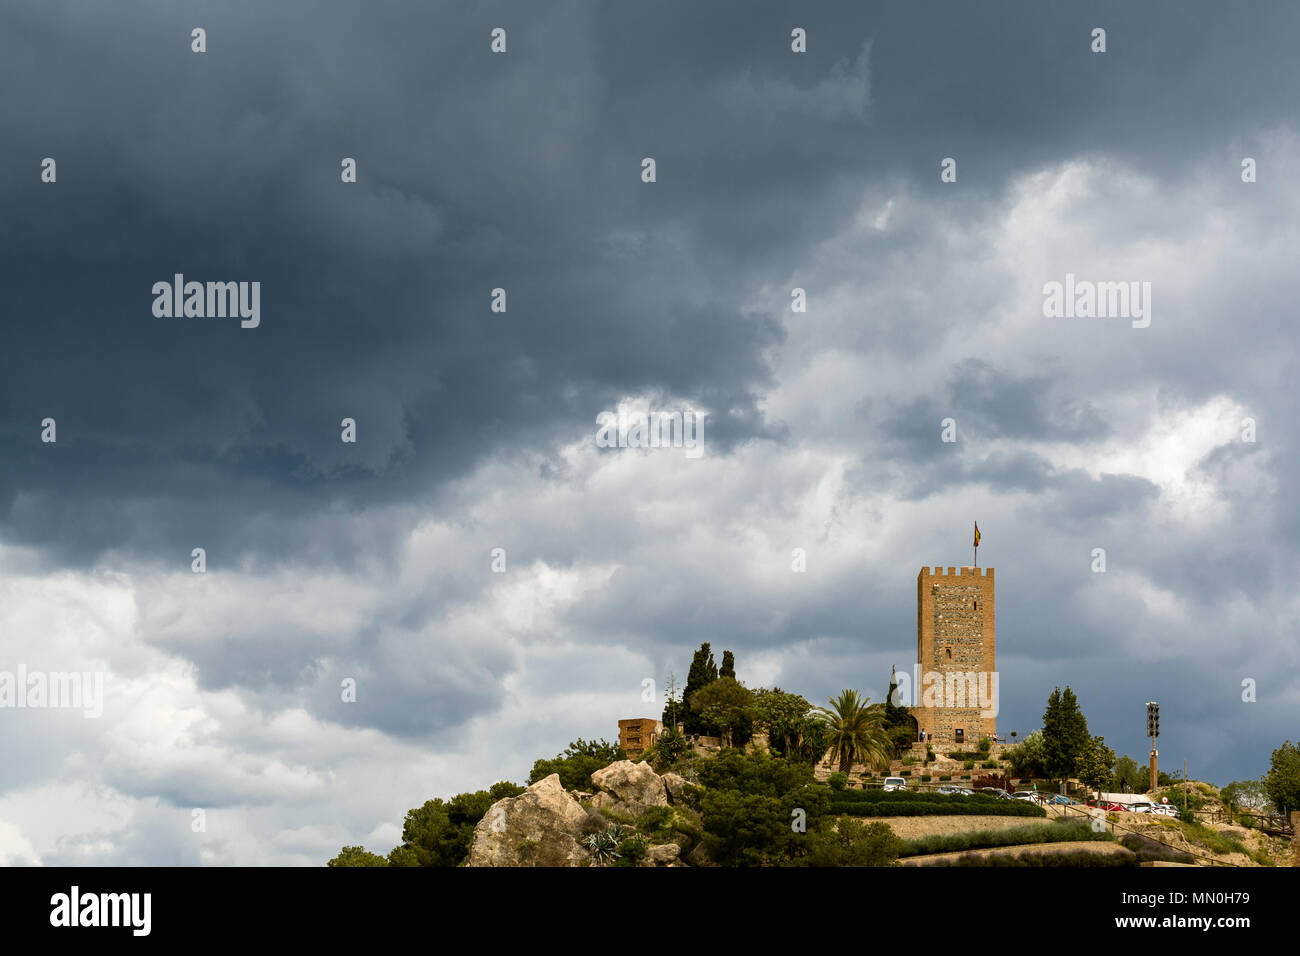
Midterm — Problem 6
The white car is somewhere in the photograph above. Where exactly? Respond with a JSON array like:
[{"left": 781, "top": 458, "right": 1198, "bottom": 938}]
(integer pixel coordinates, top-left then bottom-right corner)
[
  {"left": 1128, "top": 802, "right": 1158, "bottom": 814},
  {"left": 1149, "top": 804, "right": 1180, "bottom": 817},
  {"left": 1011, "top": 791, "right": 1040, "bottom": 803},
  {"left": 882, "top": 777, "right": 909, "bottom": 792}
]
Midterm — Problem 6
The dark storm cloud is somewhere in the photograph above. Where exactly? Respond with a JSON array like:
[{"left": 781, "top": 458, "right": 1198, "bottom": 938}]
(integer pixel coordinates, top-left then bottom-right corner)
[
  {"left": 0, "top": 0, "right": 790, "bottom": 567},
  {"left": 2, "top": 0, "right": 1289, "bottom": 567},
  {"left": 884, "top": 359, "right": 1109, "bottom": 446},
  {"left": 3, "top": 0, "right": 1296, "bottom": 569}
]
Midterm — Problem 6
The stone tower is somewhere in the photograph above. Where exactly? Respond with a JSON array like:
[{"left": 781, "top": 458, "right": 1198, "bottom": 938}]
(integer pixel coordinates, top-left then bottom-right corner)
[{"left": 913, "top": 566, "right": 996, "bottom": 744}]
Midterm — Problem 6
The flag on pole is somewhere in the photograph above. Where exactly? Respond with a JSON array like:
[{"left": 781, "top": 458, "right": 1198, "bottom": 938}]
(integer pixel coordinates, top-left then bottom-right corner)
[{"left": 974, "top": 522, "right": 981, "bottom": 548}]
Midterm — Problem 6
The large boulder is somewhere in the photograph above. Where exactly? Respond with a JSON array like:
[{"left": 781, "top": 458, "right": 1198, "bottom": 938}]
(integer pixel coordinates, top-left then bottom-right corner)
[
  {"left": 648, "top": 843, "right": 681, "bottom": 865},
  {"left": 465, "top": 774, "right": 591, "bottom": 867},
  {"left": 686, "top": 842, "right": 713, "bottom": 867},
  {"left": 590, "top": 760, "right": 668, "bottom": 810},
  {"left": 661, "top": 772, "right": 690, "bottom": 805}
]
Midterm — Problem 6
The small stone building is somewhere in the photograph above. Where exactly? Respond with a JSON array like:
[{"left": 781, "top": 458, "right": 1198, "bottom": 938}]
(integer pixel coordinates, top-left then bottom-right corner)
[{"left": 617, "top": 718, "right": 663, "bottom": 758}]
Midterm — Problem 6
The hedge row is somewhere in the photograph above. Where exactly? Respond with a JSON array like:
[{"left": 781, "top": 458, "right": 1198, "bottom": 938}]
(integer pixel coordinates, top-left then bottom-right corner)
[
  {"left": 831, "top": 800, "right": 1045, "bottom": 818},
  {"left": 828, "top": 789, "right": 1010, "bottom": 806}
]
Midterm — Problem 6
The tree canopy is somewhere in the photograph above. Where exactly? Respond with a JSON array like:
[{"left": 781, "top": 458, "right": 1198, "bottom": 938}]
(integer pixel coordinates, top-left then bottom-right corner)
[
  {"left": 1076, "top": 735, "right": 1116, "bottom": 794},
  {"left": 1264, "top": 739, "right": 1300, "bottom": 814},
  {"left": 752, "top": 687, "right": 812, "bottom": 755},
  {"left": 328, "top": 780, "right": 524, "bottom": 868},
  {"left": 690, "top": 676, "right": 753, "bottom": 747},
  {"left": 529, "top": 738, "right": 626, "bottom": 791},
  {"left": 677, "top": 642, "right": 719, "bottom": 735},
  {"left": 1041, "top": 686, "right": 1090, "bottom": 781}
]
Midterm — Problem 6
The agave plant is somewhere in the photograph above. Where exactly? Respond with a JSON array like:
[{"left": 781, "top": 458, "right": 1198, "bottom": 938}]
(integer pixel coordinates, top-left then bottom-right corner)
[{"left": 581, "top": 824, "right": 626, "bottom": 863}]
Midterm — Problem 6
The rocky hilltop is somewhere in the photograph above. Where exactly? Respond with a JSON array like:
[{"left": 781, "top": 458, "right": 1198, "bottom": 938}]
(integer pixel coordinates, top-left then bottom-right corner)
[{"left": 465, "top": 760, "right": 700, "bottom": 867}]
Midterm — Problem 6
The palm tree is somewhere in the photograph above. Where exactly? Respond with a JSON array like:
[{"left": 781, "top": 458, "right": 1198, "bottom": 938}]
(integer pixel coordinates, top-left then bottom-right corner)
[{"left": 813, "top": 689, "right": 893, "bottom": 774}]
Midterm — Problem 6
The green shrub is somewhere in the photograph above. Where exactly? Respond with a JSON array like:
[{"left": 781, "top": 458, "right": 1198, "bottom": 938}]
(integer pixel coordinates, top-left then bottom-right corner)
[
  {"left": 378, "top": 781, "right": 527, "bottom": 868},
  {"left": 636, "top": 805, "right": 676, "bottom": 843},
  {"left": 926, "top": 748, "right": 935, "bottom": 761},
  {"left": 328, "top": 846, "right": 388, "bottom": 867},
  {"left": 982, "top": 761, "right": 998, "bottom": 769},
  {"left": 977, "top": 737, "right": 991, "bottom": 754},
  {"left": 530, "top": 738, "right": 627, "bottom": 792},
  {"left": 828, "top": 772, "right": 848, "bottom": 792},
  {"left": 939, "top": 775, "right": 951, "bottom": 781},
  {"left": 921, "top": 774, "right": 932, "bottom": 782},
  {"left": 799, "top": 818, "right": 907, "bottom": 867},
  {"left": 695, "top": 751, "right": 831, "bottom": 866},
  {"left": 1180, "top": 820, "right": 1248, "bottom": 856},
  {"left": 900, "top": 770, "right": 911, "bottom": 777},
  {"left": 612, "top": 835, "right": 648, "bottom": 866},
  {"left": 963, "top": 761, "right": 976, "bottom": 770},
  {"left": 831, "top": 795, "right": 1044, "bottom": 819}
]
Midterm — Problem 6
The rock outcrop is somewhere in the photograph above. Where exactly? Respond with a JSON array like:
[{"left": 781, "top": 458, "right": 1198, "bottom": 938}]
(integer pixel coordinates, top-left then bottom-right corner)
[
  {"left": 661, "top": 772, "right": 690, "bottom": 805},
  {"left": 648, "top": 843, "right": 681, "bottom": 864},
  {"left": 465, "top": 774, "right": 591, "bottom": 867},
  {"left": 467, "top": 763, "right": 704, "bottom": 866},
  {"left": 590, "top": 760, "right": 668, "bottom": 810}
]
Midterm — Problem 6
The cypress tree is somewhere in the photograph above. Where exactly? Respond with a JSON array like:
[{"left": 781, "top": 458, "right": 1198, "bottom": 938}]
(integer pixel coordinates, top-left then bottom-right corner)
[
  {"left": 719, "top": 649, "right": 736, "bottom": 681},
  {"left": 1042, "top": 686, "right": 1090, "bottom": 782},
  {"left": 680, "top": 643, "right": 718, "bottom": 735}
]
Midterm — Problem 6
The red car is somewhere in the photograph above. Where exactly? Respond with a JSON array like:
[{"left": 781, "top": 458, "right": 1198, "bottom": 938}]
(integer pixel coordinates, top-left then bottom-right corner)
[{"left": 1085, "top": 800, "right": 1130, "bottom": 812}]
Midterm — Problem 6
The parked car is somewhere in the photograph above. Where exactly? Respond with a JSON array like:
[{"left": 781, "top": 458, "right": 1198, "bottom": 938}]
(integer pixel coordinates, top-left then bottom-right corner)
[
  {"left": 1041, "top": 795, "right": 1082, "bottom": 806},
  {"left": 1128, "top": 801, "right": 1158, "bottom": 814},
  {"left": 978, "top": 787, "right": 1012, "bottom": 799},
  {"left": 1149, "top": 804, "right": 1180, "bottom": 817},
  {"left": 882, "top": 777, "right": 908, "bottom": 792},
  {"left": 1086, "top": 800, "right": 1130, "bottom": 812},
  {"left": 935, "top": 785, "right": 974, "bottom": 795},
  {"left": 1011, "top": 791, "right": 1040, "bottom": 803}
]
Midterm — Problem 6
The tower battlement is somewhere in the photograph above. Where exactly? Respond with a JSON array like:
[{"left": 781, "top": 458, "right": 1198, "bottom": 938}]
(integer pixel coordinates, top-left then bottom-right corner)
[{"left": 920, "top": 566, "right": 994, "bottom": 578}]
